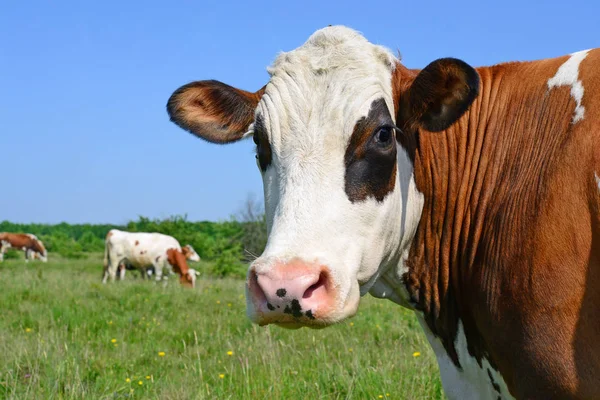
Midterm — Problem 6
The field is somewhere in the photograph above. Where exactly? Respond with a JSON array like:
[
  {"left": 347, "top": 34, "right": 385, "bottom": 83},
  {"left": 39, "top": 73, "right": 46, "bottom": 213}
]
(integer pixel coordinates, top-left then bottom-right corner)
[{"left": 0, "top": 255, "right": 444, "bottom": 399}]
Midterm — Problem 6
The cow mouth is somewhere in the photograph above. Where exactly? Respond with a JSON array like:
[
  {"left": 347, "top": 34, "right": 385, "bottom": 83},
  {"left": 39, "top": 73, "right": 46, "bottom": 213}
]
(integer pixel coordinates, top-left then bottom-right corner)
[{"left": 248, "top": 288, "right": 360, "bottom": 329}]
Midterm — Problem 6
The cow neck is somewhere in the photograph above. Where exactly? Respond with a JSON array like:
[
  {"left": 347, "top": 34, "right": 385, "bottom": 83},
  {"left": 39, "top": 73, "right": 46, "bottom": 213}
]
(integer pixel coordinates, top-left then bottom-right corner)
[
  {"left": 167, "top": 248, "right": 189, "bottom": 275},
  {"left": 398, "top": 65, "right": 506, "bottom": 368}
]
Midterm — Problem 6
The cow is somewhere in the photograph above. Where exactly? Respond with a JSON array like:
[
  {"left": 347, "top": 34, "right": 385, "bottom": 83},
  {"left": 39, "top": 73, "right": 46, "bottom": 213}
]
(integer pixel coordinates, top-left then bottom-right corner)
[
  {"left": 167, "top": 26, "right": 600, "bottom": 399},
  {"left": 0, "top": 233, "right": 47, "bottom": 262},
  {"left": 103, "top": 229, "right": 198, "bottom": 287},
  {"left": 120, "top": 243, "right": 200, "bottom": 279}
]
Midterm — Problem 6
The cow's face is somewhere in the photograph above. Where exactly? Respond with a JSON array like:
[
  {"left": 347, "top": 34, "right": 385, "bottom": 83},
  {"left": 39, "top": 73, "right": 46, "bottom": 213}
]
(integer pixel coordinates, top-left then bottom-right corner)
[
  {"left": 182, "top": 245, "right": 200, "bottom": 262},
  {"left": 168, "top": 26, "right": 478, "bottom": 327}
]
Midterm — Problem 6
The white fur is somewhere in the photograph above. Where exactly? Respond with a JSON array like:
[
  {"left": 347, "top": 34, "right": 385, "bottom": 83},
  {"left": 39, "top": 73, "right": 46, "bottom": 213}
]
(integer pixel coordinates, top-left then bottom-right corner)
[
  {"left": 417, "top": 316, "right": 515, "bottom": 400},
  {"left": 547, "top": 49, "right": 590, "bottom": 124},
  {"left": 595, "top": 173, "right": 600, "bottom": 191},
  {"left": 250, "top": 26, "right": 422, "bottom": 323}
]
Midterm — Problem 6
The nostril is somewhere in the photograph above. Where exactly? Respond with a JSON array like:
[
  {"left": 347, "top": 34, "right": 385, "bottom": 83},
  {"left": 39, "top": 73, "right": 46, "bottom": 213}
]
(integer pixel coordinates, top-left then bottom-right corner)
[
  {"left": 303, "top": 271, "right": 328, "bottom": 299},
  {"left": 249, "top": 269, "right": 267, "bottom": 304}
]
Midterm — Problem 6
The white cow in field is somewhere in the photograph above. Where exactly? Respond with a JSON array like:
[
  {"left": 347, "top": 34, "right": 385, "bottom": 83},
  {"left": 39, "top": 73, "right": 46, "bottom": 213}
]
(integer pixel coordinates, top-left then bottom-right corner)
[
  {"left": 121, "top": 243, "right": 201, "bottom": 279},
  {"left": 103, "top": 229, "right": 199, "bottom": 287}
]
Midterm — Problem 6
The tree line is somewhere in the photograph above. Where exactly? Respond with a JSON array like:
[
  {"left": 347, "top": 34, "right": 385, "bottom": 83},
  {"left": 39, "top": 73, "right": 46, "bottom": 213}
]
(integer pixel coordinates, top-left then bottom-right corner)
[{"left": 0, "top": 198, "right": 267, "bottom": 278}]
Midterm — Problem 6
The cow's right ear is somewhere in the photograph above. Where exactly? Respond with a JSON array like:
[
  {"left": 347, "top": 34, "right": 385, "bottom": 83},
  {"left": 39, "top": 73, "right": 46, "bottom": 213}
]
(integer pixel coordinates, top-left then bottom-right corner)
[{"left": 167, "top": 80, "right": 265, "bottom": 144}]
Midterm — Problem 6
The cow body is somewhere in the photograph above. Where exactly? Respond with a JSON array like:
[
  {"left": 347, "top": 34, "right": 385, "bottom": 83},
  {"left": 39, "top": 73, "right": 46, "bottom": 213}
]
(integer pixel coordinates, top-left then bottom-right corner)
[
  {"left": 168, "top": 26, "right": 600, "bottom": 399},
  {"left": 103, "top": 229, "right": 197, "bottom": 287},
  {"left": 0, "top": 233, "right": 47, "bottom": 262},
  {"left": 119, "top": 243, "right": 200, "bottom": 280}
]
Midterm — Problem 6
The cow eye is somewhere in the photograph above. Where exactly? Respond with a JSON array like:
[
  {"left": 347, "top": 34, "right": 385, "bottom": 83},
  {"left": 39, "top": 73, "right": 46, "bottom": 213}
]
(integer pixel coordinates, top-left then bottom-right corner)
[{"left": 373, "top": 127, "right": 394, "bottom": 148}]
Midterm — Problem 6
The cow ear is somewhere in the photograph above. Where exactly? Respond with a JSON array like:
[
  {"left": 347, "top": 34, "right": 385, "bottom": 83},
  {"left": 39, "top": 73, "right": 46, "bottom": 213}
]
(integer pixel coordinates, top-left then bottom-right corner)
[
  {"left": 400, "top": 58, "right": 479, "bottom": 132},
  {"left": 167, "top": 80, "right": 265, "bottom": 144}
]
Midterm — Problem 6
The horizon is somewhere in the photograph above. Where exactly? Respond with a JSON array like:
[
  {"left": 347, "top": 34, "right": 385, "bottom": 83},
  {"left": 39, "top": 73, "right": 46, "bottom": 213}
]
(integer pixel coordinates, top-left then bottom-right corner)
[{"left": 2, "top": 0, "right": 598, "bottom": 224}]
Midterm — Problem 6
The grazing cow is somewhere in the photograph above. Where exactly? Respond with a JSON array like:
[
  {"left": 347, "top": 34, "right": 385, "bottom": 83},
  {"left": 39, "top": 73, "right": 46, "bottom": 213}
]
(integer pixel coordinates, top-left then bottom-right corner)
[
  {"left": 103, "top": 229, "right": 198, "bottom": 287},
  {"left": 167, "top": 26, "right": 600, "bottom": 399},
  {"left": 0, "top": 233, "right": 47, "bottom": 262},
  {"left": 120, "top": 243, "right": 201, "bottom": 279}
]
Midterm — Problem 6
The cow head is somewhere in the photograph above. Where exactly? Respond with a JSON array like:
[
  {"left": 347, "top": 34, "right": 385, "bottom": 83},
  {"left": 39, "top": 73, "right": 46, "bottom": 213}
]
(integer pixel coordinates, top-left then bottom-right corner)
[
  {"left": 179, "top": 269, "right": 197, "bottom": 288},
  {"left": 167, "top": 248, "right": 197, "bottom": 288},
  {"left": 168, "top": 26, "right": 478, "bottom": 327},
  {"left": 182, "top": 244, "right": 201, "bottom": 262}
]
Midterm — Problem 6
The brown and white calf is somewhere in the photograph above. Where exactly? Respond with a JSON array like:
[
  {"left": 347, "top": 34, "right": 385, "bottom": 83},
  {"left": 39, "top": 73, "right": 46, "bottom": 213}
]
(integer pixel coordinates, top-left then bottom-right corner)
[
  {"left": 167, "top": 26, "right": 600, "bottom": 399},
  {"left": 0, "top": 233, "right": 47, "bottom": 262},
  {"left": 103, "top": 229, "right": 198, "bottom": 287}
]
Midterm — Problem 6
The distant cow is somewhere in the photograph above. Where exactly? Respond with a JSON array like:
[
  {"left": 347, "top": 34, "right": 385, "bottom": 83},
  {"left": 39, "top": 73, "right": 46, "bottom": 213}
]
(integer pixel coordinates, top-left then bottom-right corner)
[
  {"left": 103, "top": 229, "right": 198, "bottom": 287},
  {"left": 0, "top": 233, "right": 47, "bottom": 262},
  {"left": 120, "top": 243, "right": 201, "bottom": 279}
]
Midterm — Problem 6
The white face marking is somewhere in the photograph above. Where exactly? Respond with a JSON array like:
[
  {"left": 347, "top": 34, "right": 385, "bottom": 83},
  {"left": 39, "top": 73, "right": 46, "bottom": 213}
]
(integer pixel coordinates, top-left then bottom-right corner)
[
  {"left": 547, "top": 49, "right": 590, "bottom": 124},
  {"left": 595, "top": 173, "right": 600, "bottom": 191},
  {"left": 250, "top": 26, "right": 424, "bottom": 321},
  {"left": 417, "top": 316, "right": 515, "bottom": 400},
  {"left": 184, "top": 245, "right": 201, "bottom": 262}
]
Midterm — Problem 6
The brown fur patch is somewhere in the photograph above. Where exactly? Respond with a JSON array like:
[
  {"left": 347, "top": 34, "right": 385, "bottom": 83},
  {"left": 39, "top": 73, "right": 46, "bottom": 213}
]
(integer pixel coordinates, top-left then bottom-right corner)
[
  {"left": 166, "top": 248, "right": 193, "bottom": 287},
  {"left": 167, "top": 80, "right": 265, "bottom": 144},
  {"left": 395, "top": 50, "right": 600, "bottom": 397}
]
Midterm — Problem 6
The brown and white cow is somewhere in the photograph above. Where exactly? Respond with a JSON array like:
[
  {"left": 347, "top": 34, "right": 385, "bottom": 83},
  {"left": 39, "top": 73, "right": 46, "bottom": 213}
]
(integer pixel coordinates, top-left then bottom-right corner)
[
  {"left": 167, "top": 26, "right": 600, "bottom": 399},
  {"left": 103, "top": 229, "right": 199, "bottom": 287},
  {"left": 119, "top": 243, "right": 201, "bottom": 279},
  {"left": 0, "top": 233, "right": 47, "bottom": 262}
]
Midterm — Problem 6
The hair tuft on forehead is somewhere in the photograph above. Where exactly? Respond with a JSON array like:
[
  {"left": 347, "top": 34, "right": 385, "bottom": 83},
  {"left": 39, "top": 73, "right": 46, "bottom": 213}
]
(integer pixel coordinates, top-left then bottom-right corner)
[{"left": 267, "top": 26, "right": 397, "bottom": 77}]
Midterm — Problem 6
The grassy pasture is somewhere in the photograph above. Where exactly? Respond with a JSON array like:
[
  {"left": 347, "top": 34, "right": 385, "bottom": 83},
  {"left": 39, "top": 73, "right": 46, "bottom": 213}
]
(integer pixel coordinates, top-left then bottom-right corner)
[{"left": 0, "top": 255, "right": 444, "bottom": 399}]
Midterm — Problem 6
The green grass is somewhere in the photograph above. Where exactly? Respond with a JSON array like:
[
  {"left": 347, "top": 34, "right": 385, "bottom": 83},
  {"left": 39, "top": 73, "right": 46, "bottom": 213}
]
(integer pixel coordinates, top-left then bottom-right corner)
[{"left": 0, "top": 255, "right": 444, "bottom": 399}]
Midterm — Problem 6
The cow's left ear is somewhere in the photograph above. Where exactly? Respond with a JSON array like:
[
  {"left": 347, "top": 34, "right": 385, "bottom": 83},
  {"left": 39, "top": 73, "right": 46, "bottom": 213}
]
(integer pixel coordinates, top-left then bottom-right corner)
[
  {"left": 398, "top": 58, "right": 479, "bottom": 132},
  {"left": 167, "top": 80, "right": 266, "bottom": 144}
]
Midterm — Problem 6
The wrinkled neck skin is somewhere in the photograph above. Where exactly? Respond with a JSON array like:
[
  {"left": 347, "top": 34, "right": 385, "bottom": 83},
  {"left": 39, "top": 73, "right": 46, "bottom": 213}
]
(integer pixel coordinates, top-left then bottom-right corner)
[{"left": 370, "top": 65, "right": 496, "bottom": 319}]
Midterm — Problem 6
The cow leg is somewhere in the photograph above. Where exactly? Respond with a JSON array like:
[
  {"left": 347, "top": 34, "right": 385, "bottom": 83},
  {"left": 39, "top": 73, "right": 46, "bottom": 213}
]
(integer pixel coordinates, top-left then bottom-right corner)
[
  {"left": 118, "top": 264, "right": 126, "bottom": 280},
  {"left": 103, "top": 250, "right": 121, "bottom": 283},
  {"left": 23, "top": 247, "right": 29, "bottom": 262}
]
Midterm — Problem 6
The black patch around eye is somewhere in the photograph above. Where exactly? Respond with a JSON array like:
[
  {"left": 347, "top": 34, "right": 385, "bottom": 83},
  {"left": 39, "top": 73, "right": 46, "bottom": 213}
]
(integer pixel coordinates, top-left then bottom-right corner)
[
  {"left": 253, "top": 115, "right": 272, "bottom": 171},
  {"left": 344, "top": 98, "right": 397, "bottom": 203}
]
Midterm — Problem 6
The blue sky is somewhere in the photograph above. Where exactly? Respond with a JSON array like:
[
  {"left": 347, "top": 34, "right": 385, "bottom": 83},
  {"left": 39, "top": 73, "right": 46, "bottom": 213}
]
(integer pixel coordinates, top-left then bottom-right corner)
[{"left": 1, "top": 0, "right": 598, "bottom": 224}]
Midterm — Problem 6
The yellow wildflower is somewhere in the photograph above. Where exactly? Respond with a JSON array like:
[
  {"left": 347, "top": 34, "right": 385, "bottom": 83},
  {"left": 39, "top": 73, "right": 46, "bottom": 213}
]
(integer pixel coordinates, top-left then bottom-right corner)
[
  {"left": 108, "top": 320, "right": 113, "bottom": 325},
  {"left": 219, "top": 374, "right": 225, "bottom": 379},
  {"left": 216, "top": 300, "right": 221, "bottom": 304},
  {"left": 125, "top": 378, "right": 131, "bottom": 383},
  {"left": 227, "top": 351, "right": 233, "bottom": 356},
  {"left": 146, "top": 375, "right": 151, "bottom": 380},
  {"left": 379, "top": 396, "right": 384, "bottom": 399},
  {"left": 349, "top": 348, "right": 353, "bottom": 352},
  {"left": 111, "top": 338, "right": 117, "bottom": 343},
  {"left": 25, "top": 328, "right": 32, "bottom": 333},
  {"left": 413, "top": 351, "right": 421, "bottom": 357},
  {"left": 227, "top": 303, "right": 232, "bottom": 307},
  {"left": 158, "top": 351, "right": 166, "bottom": 357},
  {"left": 138, "top": 380, "right": 143, "bottom": 385},
  {"left": 349, "top": 322, "right": 354, "bottom": 327}
]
